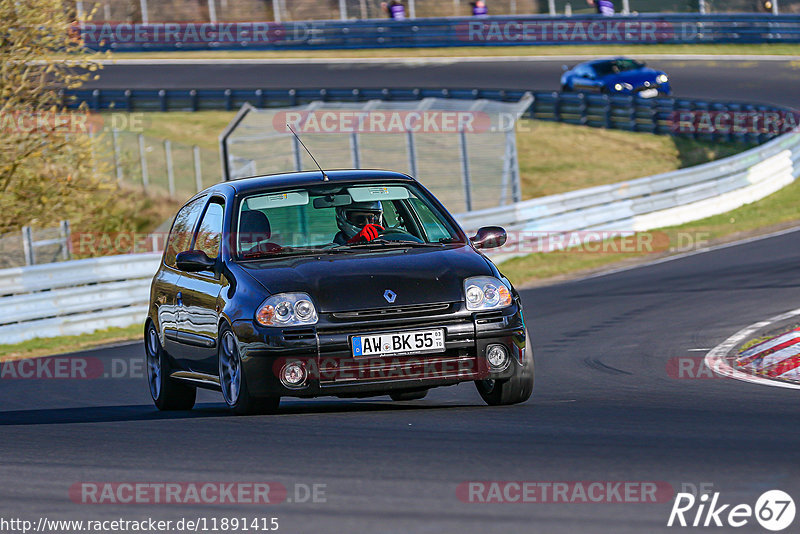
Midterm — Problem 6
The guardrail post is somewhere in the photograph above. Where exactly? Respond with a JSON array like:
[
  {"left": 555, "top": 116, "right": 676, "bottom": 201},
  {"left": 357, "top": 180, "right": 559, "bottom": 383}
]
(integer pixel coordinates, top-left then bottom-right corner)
[
  {"left": 190, "top": 89, "right": 198, "bottom": 111},
  {"left": 158, "top": 89, "right": 167, "bottom": 112},
  {"left": 208, "top": 0, "right": 218, "bottom": 23},
  {"left": 406, "top": 131, "right": 418, "bottom": 178},
  {"left": 548, "top": 0, "right": 556, "bottom": 15},
  {"left": 92, "top": 89, "right": 100, "bottom": 111},
  {"left": 350, "top": 132, "right": 361, "bottom": 169},
  {"left": 22, "top": 227, "right": 35, "bottom": 266},
  {"left": 224, "top": 89, "right": 232, "bottom": 111},
  {"left": 339, "top": 0, "right": 347, "bottom": 20},
  {"left": 138, "top": 134, "right": 149, "bottom": 191},
  {"left": 124, "top": 89, "right": 132, "bottom": 111},
  {"left": 112, "top": 129, "right": 123, "bottom": 183},
  {"left": 164, "top": 140, "right": 176, "bottom": 197},
  {"left": 59, "top": 220, "right": 71, "bottom": 261},
  {"left": 193, "top": 145, "right": 203, "bottom": 192},
  {"left": 408, "top": 0, "right": 416, "bottom": 19},
  {"left": 459, "top": 129, "right": 473, "bottom": 212}
]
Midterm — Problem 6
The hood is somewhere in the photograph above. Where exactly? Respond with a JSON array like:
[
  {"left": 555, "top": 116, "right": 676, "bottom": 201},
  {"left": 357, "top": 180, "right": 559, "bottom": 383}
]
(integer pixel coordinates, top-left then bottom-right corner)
[
  {"left": 239, "top": 245, "right": 493, "bottom": 312},
  {"left": 603, "top": 68, "right": 662, "bottom": 87}
]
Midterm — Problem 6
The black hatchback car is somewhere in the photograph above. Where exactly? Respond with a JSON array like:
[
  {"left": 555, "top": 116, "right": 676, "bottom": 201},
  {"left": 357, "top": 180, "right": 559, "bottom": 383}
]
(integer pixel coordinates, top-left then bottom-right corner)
[{"left": 145, "top": 170, "right": 533, "bottom": 414}]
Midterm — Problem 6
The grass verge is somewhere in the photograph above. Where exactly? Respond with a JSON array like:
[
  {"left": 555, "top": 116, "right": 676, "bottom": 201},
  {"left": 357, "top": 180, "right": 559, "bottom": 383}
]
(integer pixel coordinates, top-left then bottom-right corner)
[
  {"left": 0, "top": 325, "right": 142, "bottom": 362},
  {"left": 106, "top": 43, "right": 800, "bottom": 60}
]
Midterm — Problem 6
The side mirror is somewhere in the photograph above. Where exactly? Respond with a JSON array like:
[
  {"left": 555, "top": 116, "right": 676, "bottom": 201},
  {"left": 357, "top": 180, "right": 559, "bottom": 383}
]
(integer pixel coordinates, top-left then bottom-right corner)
[
  {"left": 176, "top": 250, "right": 216, "bottom": 272},
  {"left": 471, "top": 226, "right": 507, "bottom": 250}
]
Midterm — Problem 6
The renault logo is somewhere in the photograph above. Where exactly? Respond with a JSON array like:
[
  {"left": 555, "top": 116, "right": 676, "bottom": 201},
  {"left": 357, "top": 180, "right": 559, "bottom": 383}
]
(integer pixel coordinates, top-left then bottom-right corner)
[{"left": 384, "top": 290, "right": 397, "bottom": 303}]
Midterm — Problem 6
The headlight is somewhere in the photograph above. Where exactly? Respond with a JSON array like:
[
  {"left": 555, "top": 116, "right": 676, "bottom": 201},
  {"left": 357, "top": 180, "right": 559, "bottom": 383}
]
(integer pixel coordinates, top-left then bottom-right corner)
[
  {"left": 256, "top": 293, "right": 318, "bottom": 326},
  {"left": 464, "top": 276, "right": 513, "bottom": 311},
  {"left": 614, "top": 83, "right": 623, "bottom": 91},
  {"left": 656, "top": 74, "right": 668, "bottom": 84}
]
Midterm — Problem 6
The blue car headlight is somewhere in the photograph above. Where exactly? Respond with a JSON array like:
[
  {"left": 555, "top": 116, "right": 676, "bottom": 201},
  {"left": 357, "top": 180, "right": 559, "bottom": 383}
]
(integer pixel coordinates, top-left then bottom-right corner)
[
  {"left": 256, "top": 293, "right": 318, "bottom": 326},
  {"left": 656, "top": 74, "right": 669, "bottom": 84},
  {"left": 613, "top": 82, "right": 633, "bottom": 92},
  {"left": 464, "top": 276, "right": 513, "bottom": 311}
]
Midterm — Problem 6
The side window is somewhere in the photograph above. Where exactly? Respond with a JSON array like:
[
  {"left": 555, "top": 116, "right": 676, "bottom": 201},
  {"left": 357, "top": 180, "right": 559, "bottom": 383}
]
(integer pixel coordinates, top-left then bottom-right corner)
[
  {"left": 410, "top": 198, "right": 450, "bottom": 242},
  {"left": 194, "top": 201, "right": 224, "bottom": 259},
  {"left": 164, "top": 196, "right": 206, "bottom": 268},
  {"left": 383, "top": 201, "right": 409, "bottom": 233}
]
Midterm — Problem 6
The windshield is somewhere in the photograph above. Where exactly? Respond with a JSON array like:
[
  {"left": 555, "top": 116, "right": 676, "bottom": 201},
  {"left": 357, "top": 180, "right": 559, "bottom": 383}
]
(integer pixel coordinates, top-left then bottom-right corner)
[
  {"left": 236, "top": 182, "right": 463, "bottom": 258},
  {"left": 592, "top": 59, "right": 645, "bottom": 77}
]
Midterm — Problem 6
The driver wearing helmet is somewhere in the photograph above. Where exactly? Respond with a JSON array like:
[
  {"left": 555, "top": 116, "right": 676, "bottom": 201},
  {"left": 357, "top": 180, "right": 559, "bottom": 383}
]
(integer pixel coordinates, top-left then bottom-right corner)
[{"left": 334, "top": 201, "right": 385, "bottom": 245}]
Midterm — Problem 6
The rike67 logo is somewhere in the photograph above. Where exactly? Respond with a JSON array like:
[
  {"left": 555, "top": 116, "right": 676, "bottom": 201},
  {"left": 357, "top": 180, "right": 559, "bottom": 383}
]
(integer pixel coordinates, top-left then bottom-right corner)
[{"left": 668, "top": 490, "right": 795, "bottom": 531}]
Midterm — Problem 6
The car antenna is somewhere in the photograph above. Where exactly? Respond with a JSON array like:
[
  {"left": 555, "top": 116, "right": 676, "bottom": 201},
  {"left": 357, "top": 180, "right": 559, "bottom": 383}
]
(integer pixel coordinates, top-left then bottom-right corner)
[{"left": 287, "top": 124, "right": 329, "bottom": 182}]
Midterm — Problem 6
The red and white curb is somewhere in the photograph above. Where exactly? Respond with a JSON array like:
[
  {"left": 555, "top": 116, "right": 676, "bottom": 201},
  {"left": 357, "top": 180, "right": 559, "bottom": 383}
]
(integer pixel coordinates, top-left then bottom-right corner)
[{"left": 705, "top": 308, "right": 800, "bottom": 390}]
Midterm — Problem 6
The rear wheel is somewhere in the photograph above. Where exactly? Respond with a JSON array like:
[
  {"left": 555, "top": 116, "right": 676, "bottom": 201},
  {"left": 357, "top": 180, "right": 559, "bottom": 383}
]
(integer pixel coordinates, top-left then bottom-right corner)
[
  {"left": 219, "top": 325, "right": 280, "bottom": 415},
  {"left": 145, "top": 322, "right": 196, "bottom": 411},
  {"left": 390, "top": 389, "right": 429, "bottom": 401},
  {"left": 476, "top": 330, "right": 534, "bottom": 406}
]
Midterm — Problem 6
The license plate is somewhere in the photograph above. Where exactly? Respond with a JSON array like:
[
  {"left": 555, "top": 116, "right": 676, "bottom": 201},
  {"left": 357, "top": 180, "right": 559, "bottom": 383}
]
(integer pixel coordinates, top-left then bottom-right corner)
[
  {"left": 351, "top": 329, "right": 445, "bottom": 358},
  {"left": 639, "top": 88, "right": 659, "bottom": 98}
]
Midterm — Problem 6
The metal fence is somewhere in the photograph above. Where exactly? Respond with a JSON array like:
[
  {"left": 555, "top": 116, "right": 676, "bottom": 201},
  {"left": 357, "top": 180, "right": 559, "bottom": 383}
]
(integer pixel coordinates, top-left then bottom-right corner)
[
  {"left": 73, "top": 0, "right": 800, "bottom": 24},
  {"left": 77, "top": 14, "right": 800, "bottom": 52},
  {"left": 221, "top": 96, "right": 533, "bottom": 212},
  {"left": 92, "top": 129, "right": 222, "bottom": 199},
  {"left": 0, "top": 222, "right": 72, "bottom": 270}
]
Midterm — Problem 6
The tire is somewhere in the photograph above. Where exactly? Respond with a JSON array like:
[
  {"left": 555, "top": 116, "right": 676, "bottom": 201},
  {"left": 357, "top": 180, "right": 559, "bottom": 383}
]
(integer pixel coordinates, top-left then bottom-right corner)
[
  {"left": 390, "top": 389, "right": 429, "bottom": 401},
  {"left": 145, "top": 322, "right": 196, "bottom": 411},
  {"left": 219, "top": 324, "right": 280, "bottom": 415},
  {"left": 475, "top": 330, "right": 534, "bottom": 406}
]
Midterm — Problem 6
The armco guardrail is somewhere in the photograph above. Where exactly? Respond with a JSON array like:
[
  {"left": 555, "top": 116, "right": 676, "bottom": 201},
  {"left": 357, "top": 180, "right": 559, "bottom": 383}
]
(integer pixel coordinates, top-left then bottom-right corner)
[
  {"left": 0, "top": 253, "right": 160, "bottom": 345},
  {"left": 456, "top": 130, "right": 800, "bottom": 262},
  {"left": 2, "top": 129, "right": 799, "bottom": 344},
  {"left": 67, "top": 87, "right": 792, "bottom": 144},
  {"left": 77, "top": 14, "right": 800, "bottom": 52}
]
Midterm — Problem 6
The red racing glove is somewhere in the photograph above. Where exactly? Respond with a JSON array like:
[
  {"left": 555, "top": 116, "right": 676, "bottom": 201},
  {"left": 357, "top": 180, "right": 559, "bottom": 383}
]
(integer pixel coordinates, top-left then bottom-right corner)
[{"left": 348, "top": 224, "right": 384, "bottom": 244}]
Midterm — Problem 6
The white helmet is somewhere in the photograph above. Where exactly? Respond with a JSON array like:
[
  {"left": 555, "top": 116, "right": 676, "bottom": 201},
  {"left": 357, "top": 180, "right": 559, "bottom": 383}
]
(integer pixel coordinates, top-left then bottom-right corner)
[{"left": 335, "top": 201, "right": 383, "bottom": 240}]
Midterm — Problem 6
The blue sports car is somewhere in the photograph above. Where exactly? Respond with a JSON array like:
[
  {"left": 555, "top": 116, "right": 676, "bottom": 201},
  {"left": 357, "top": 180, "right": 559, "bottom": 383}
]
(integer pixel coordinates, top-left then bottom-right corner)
[{"left": 561, "top": 57, "right": 671, "bottom": 98}]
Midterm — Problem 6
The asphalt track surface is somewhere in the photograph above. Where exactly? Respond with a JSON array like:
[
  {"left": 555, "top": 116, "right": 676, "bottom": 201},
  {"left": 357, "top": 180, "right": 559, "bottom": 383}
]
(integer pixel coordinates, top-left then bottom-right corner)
[
  {"left": 3, "top": 228, "right": 800, "bottom": 533},
  {"left": 86, "top": 57, "right": 800, "bottom": 109}
]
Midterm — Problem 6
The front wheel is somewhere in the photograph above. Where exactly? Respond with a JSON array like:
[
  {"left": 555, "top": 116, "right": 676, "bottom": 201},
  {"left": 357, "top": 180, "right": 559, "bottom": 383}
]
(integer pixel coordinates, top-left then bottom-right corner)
[
  {"left": 219, "top": 325, "right": 280, "bottom": 415},
  {"left": 475, "top": 330, "right": 534, "bottom": 406},
  {"left": 145, "top": 322, "right": 196, "bottom": 411}
]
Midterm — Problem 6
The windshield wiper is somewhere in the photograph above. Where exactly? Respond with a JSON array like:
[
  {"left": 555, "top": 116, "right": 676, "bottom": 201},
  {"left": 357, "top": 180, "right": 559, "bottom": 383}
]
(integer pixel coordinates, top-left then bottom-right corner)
[
  {"left": 240, "top": 247, "right": 325, "bottom": 259},
  {"left": 340, "top": 239, "right": 445, "bottom": 250}
]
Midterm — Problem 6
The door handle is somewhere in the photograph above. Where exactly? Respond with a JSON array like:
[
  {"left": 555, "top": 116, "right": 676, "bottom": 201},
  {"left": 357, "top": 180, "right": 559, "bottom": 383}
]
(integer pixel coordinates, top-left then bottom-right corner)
[{"left": 177, "top": 291, "right": 183, "bottom": 306}]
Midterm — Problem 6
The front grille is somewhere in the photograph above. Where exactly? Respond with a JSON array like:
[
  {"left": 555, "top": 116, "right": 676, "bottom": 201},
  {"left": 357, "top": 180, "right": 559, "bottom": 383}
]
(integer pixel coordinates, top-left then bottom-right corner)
[
  {"left": 318, "top": 352, "right": 482, "bottom": 387},
  {"left": 329, "top": 302, "right": 452, "bottom": 321},
  {"left": 283, "top": 327, "right": 316, "bottom": 341},
  {"left": 318, "top": 315, "right": 472, "bottom": 337}
]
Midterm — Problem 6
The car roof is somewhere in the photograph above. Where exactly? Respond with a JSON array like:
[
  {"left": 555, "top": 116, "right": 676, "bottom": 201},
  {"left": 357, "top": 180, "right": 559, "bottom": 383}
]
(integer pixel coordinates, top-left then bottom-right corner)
[{"left": 205, "top": 169, "right": 417, "bottom": 196}]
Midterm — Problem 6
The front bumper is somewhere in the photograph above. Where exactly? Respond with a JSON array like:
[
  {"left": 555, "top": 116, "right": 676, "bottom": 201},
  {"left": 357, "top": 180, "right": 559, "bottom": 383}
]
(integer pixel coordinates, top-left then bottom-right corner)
[{"left": 232, "top": 301, "right": 527, "bottom": 398}]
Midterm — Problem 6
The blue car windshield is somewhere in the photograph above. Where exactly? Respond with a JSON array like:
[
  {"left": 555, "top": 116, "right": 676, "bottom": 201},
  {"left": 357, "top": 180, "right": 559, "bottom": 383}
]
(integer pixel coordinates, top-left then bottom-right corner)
[
  {"left": 235, "top": 182, "right": 463, "bottom": 258},
  {"left": 593, "top": 59, "right": 645, "bottom": 77}
]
